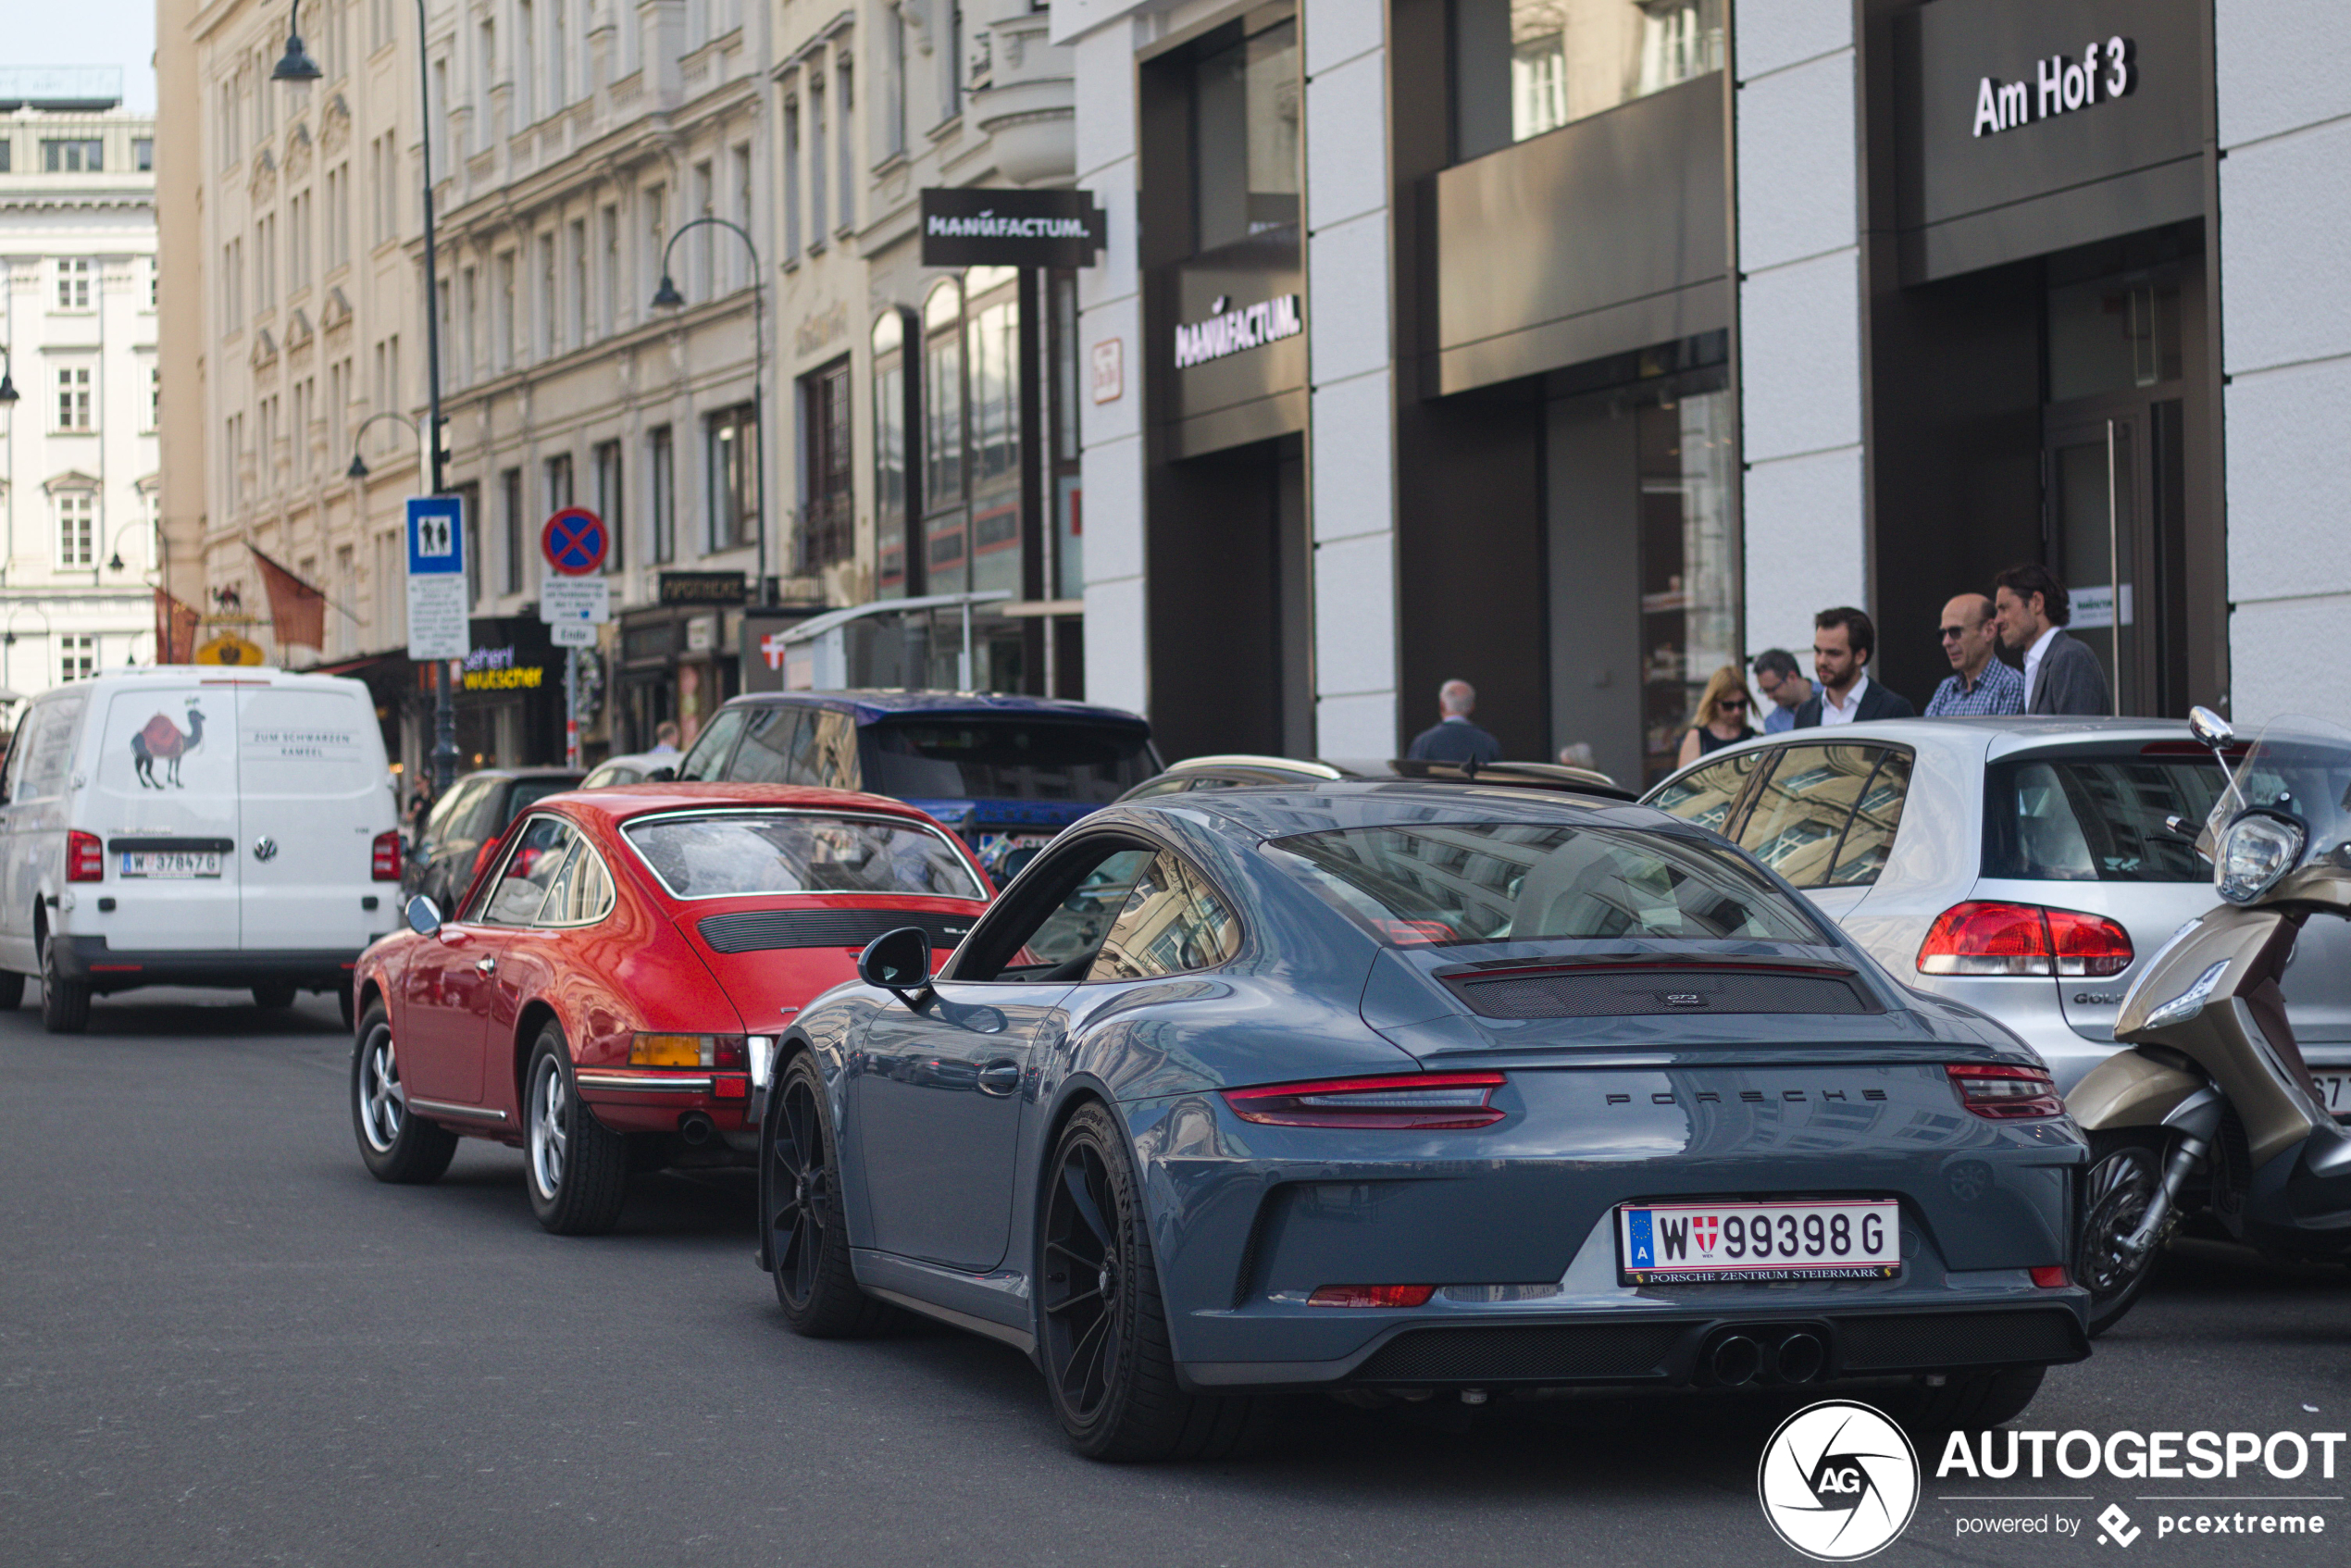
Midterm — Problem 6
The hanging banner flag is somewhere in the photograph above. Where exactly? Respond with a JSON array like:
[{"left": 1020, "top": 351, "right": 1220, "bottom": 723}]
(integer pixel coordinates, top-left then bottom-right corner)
[
  {"left": 248, "top": 543, "right": 329, "bottom": 650},
  {"left": 153, "top": 588, "right": 203, "bottom": 665}
]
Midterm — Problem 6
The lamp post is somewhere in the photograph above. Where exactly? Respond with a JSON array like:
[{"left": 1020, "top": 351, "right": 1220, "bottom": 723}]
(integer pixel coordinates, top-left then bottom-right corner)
[
  {"left": 105, "top": 518, "right": 162, "bottom": 578},
  {"left": 277, "top": 0, "right": 455, "bottom": 790},
  {"left": 652, "top": 218, "right": 770, "bottom": 605}
]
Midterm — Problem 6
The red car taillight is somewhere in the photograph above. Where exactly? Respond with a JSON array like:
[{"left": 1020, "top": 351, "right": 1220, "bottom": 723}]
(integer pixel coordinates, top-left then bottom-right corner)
[
  {"left": 1916, "top": 901, "right": 2133, "bottom": 977},
  {"left": 1947, "top": 1063, "right": 2066, "bottom": 1120},
  {"left": 372, "top": 829, "right": 402, "bottom": 881},
  {"left": 1223, "top": 1072, "right": 1508, "bottom": 1130},
  {"left": 68, "top": 830, "right": 105, "bottom": 883}
]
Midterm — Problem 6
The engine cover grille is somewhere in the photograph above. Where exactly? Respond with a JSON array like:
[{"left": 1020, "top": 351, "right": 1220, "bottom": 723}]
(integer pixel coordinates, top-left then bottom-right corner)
[
  {"left": 696, "top": 909, "right": 977, "bottom": 954},
  {"left": 1446, "top": 965, "right": 1876, "bottom": 1019}
]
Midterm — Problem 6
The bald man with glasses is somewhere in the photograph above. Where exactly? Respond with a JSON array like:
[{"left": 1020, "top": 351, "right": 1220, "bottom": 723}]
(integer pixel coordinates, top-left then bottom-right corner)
[{"left": 1923, "top": 593, "right": 2026, "bottom": 716}]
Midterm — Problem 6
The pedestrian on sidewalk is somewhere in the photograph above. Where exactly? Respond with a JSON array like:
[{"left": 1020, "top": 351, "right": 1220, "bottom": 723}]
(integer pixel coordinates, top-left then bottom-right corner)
[
  {"left": 650, "top": 720, "right": 682, "bottom": 756},
  {"left": 1677, "top": 666, "right": 1759, "bottom": 767},
  {"left": 1794, "top": 606, "right": 1915, "bottom": 727},
  {"left": 1924, "top": 592, "right": 2025, "bottom": 716},
  {"left": 1751, "top": 649, "right": 1810, "bottom": 734},
  {"left": 1406, "top": 678, "right": 1502, "bottom": 765},
  {"left": 1994, "top": 564, "right": 2112, "bottom": 716}
]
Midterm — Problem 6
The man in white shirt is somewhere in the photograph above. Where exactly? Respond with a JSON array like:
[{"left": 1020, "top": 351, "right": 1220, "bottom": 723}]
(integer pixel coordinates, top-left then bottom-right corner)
[{"left": 1793, "top": 606, "right": 1916, "bottom": 727}]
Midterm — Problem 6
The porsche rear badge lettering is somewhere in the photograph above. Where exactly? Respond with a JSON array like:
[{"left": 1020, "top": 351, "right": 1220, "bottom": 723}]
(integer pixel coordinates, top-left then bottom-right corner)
[{"left": 1664, "top": 992, "right": 1705, "bottom": 1007}]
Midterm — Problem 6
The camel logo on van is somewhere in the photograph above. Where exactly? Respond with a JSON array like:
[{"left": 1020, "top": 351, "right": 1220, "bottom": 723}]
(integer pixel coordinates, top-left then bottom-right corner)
[{"left": 131, "top": 702, "right": 207, "bottom": 790}]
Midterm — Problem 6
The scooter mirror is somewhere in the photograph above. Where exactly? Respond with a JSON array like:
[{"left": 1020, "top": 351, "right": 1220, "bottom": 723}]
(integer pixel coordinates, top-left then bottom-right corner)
[{"left": 2188, "top": 705, "right": 2234, "bottom": 750}]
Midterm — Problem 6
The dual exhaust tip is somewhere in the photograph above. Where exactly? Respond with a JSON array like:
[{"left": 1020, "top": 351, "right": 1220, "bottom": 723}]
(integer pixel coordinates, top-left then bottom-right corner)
[{"left": 1709, "top": 1328, "right": 1826, "bottom": 1387}]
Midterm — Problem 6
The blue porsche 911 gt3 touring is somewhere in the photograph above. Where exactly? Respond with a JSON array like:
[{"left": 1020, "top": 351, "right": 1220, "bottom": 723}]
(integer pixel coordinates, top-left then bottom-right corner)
[{"left": 754, "top": 781, "right": 2089, "bottom": 1460}]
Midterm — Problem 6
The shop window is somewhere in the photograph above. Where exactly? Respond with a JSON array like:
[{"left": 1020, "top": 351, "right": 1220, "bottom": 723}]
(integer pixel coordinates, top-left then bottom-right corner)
[
  {"left": 1193, "top": 17, "right": 1299, "bottom": 254},
  {"left": 705, "top": 404, "right": 759, "bottom": 553},
  {"left": 800, "top": 357, "right": 853, "bottom": 571},
  {"left": 1453, "top": 0, "right": 1724, "bottom": 164},
  {"left": 873, "top": 309, "right": 912, "bottom": 597},
  {"left": 921, "top": 279, "right": 967, "bottom": 588},
  {"left": 964, "top": 268, "right": 1022, "bottom": 596},
  {"left": 1637, "top": 388, "right": 1737, "bottom": 784}
]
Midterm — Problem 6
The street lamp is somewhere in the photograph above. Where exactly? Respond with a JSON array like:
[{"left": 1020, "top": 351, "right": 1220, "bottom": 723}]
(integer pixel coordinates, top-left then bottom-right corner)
[
  {"left": 106, "top": 519, "right": 162, "bottom": 576},
  {"left": 345, "top": 410, "right": 428, "bottom": 479},
  {"left": 652, "top": 218, "right": 770, "bottom": 605},
  {"left": 278, "top": 0, "right": 455, "bottom": 790},
  {"left": 0, "top": 343, "right": 19, "bottom": 404}
]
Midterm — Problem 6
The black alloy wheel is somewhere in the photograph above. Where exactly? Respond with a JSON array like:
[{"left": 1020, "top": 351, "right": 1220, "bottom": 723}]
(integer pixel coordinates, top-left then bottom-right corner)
[
  {"left": 764, "top": 1052, "right": 889, "bottom": 1336},
  {"left": 2078, "top": 1129, "right": 2170, "bottom": 1337},
  {"left": 1039, "top": 1103, "right": 1275, "bottom": 1462}
]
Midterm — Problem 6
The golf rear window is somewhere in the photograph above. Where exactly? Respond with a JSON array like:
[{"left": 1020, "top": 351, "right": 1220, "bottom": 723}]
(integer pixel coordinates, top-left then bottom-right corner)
[
  {"left": 1984, "top": 753, "right": 2229, "bottom": 882},
  {"left": 864, "top": 720, "right": 1155, "bottom": 803},
  {"left": 1263, "top": 822, "right": 1820, "bottom": 947},
  {"left": 624, "top": 811, "right": 985, "bottom": 901}
]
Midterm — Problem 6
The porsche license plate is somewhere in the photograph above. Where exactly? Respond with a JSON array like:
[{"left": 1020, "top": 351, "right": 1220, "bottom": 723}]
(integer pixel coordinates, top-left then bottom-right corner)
[
  {"left": 1618, "top": 1199, "right": 1901, "bottom": 1284},
  {"left": 120, "top": 851, "right": 222, "bottom": 879}
]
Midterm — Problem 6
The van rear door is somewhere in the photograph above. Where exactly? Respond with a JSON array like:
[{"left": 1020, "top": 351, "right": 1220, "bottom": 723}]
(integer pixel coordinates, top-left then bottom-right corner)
[
  {"left": 236, "top": 681, "right": 390, "bottom": 954},
  {"left": 91, "top": 685, "right": 241, "bottom": 952}
]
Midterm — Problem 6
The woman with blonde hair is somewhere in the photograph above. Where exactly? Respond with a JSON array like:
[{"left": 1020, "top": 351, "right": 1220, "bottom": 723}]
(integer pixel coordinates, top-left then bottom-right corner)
[{"left": 1676, "top": 665, "right": 1758, "bottom": 768}]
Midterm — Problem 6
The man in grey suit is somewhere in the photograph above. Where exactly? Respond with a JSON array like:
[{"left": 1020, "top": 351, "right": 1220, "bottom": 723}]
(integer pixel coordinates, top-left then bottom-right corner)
[{"left": 1993, "top": 564, "right": 2113, "bottom": 716}]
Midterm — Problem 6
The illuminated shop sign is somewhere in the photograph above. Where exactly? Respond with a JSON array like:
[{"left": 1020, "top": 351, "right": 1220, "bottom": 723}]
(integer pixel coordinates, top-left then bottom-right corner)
[
  {"left": 1972, "top": 36, "right": 2135, "bottom": 137},
  {"left": 1173, "top": 293, "right": 1304, "bottom": 369},
  {"left": 461, "top": 646, "right": 544, "bottom": 691}
]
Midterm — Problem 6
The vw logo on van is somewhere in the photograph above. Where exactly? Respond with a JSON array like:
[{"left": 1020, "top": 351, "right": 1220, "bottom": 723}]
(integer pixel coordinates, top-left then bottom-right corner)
[{"left": 251, "top": 837, "right": 279, "bottom": 863}]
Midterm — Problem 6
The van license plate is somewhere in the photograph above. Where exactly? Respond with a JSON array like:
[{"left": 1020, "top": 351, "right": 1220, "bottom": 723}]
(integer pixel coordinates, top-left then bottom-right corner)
[
  {"left": 120, "top": 852, "right": 222, "bottom": 879},
  {"left": 1619, "top": 1199, "right": 1901, "bottom": 1284}
]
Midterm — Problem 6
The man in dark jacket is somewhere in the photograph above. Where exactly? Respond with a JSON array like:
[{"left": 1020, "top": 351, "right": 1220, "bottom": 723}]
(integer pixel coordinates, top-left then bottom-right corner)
[
  {"left": 1406, "top": 679, "right": 1503, "bottom": 764},
  {"left": 1793, "top": 606, "right": 1916, "bottom": 727},
  {"left": 1994, "top": 564, "right": 2113, "bottom": 716}
]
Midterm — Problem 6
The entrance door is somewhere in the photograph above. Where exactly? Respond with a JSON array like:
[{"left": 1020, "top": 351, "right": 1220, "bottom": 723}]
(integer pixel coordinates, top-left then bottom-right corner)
[{"left": 2046, "top": 410, "right": 2143, "bottom": 717}]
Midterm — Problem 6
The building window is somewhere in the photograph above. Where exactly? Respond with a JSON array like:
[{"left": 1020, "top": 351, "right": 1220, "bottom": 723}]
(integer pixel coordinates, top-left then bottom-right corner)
[
  {"left": 801, "top": 357, "right": 852, "bottom": 571},
  {"left": 1193, "top": 17, "right": 1300, "bottom": 254},
  {"left": 495, "top": 250, "right": 517, "bottom": 369},
  {"left": 594, "top": 440, "right": 625, "bottom": 573},
  {"left": 56, "top": 366, "right": 94, "bottom": 431},
  {"left": 873, "top": 309, "right": 911, "bottom": 597},
  {"left": 545, "top": 451, "right": 574, "bottom": 516},
  {"left": 782, "top": 99, "right": 802, "bottom": 260},
  {"left": 56, "top": 493, "right": 96, "bottom": 568},
  {"left": 705, "top": 404, "right": 759, "bottom": 554},
  {"left": 691, "top": 159, "right": 715, "bottom": 299},
  {"left": 600, "top": 205, "right": 619, "bottom": 335},
  {"left": 43, "top": 139, "right": 103, "bottom": 172},
  {"left": 289, "top": 188, "right": 313, "bottom": 292},
  {"left": 642, "top": 184, "right": 666, "bottom": 304},
  {"left": 538, "top": 230, "right": 558, "bottom": 358},
  {"left": 732, "top": 143, "right": 753, "bottom": 291},
  {"left": 58, "top": 635, "right": 99, "bottom": 683},
  {"left": 0, "top": 138, "right": 12, "bottom": 174},
  {"left": 648, "top": 425, "right": 676, "bottom": 564},
  {"left": 145, "top": 256, "right": 159, "bottom": 310},
  {"left": 502, "top": 467, "right": 526, "bottom": 594},
  {"left": 941, "top": 1, "right": 963, "bottom": 121},
  {"left": 1451, "top": 0, "right": 1724, "bottom": 163},
  {"left": 808, "top": 75, "right": 827, "bottom": 246},
  {"left": 835, "top": 56, "right": 853, "bottom": 232},
  {"left": 456, "top": 481, "right": 483, "bottom": 605},
  {"left": 56, "top": 258, "right": 93, "bottom": 312},
  {"left": 134, "top": 138, "right": 154, "bottom": 171},
  {"left": 147, "top": 364, "right": 162, "bottom": 431},
  {"left": 921, "top": 279, "right": 965, "bottom": 586},
  {"left": 569, "top": 217, "right": 589, "bottom": 347},
  {"left": 882, "top": 6, "right": 908, "bottom": 159}
]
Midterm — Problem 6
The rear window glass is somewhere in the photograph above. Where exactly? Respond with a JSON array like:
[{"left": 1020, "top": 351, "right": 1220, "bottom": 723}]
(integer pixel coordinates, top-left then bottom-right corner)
[
  {"left": 1264, "top": 822, "right": 1821, "bottom": 948},
  {"left": 1984, "top": 753, "right": 2229, "bottom": 882},
  {"left": 865, "top": 721, "right": 1155, "bottom": 803},
  {"left": 624, "top": 811, "right": 987, "bottom": 901}
]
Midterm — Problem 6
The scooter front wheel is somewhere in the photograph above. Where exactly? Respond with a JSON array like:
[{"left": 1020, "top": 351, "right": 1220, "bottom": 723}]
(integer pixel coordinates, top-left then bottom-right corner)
[{"left": 2077, "top": 1129, "right": 2170, "bottom": 1337}]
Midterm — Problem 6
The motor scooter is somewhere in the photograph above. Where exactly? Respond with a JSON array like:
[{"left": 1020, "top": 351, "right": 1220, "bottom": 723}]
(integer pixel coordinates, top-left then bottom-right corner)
[{"left": 2070, "top": 708, "right": 2351, "bottom": 1334}]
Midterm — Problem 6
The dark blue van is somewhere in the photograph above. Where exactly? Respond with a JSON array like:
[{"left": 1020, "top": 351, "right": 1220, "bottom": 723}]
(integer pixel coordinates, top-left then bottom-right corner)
[{"left": 672, "top": 691, "right": 1162, "bottom": 882}]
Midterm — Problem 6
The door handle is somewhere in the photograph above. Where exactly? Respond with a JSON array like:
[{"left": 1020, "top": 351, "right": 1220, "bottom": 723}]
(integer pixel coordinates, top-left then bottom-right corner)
[
  {"left": 975, "top": 1059, "right": 1021, "bottom": 1097},
  {"left": 475, "top": 956, "right": 497, "bottom": 974}
]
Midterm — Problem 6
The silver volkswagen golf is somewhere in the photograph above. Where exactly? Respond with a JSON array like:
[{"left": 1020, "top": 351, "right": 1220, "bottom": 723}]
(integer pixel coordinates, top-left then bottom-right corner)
[{"left": 1645, "top": 717, "right": 2351, "bottom": 1100}]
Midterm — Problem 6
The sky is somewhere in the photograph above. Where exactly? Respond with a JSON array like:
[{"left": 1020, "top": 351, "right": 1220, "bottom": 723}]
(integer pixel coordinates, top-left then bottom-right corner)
[{"left": 8, "top": 1, "right": 159, "bottom": 113}]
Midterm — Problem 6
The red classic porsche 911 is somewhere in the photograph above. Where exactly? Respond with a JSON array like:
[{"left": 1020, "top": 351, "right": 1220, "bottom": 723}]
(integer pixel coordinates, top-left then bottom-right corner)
[{"left": 349, "top": 783, "right": 989, "bottom": 1233}]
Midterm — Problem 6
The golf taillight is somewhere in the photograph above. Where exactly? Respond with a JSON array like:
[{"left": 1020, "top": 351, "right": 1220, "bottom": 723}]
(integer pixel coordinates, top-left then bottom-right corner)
[
  {"left": 1917, "top": 902, "right": 2133, "bottom": 977},
  {"left": 371, "top": 830, "right": 402, "bottom": 881},
  {"left": 1223, "top": 1072, "right": 1508, "bottom": 1129},
  {"left": 1308, "top": 1284, "right": 1437, "bottom": 1308},
  {"left": 68, "top": 830, "right": 105, "bottom": 883},
  {"left": 1947, "top": 1063, "right": 2066, "bottom": 1121}
]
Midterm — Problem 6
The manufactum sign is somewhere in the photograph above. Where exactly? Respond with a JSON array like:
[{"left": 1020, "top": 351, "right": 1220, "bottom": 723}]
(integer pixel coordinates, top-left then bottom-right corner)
[
  {"left": 919, "top": 187, "right": 1106, "bottom": 269},
  {"left": 1972, "top": 36, "right": 2135, "bottom": 137},
  {"left": 1173, "top": 294, "right": 1303, "bottom": 369}
]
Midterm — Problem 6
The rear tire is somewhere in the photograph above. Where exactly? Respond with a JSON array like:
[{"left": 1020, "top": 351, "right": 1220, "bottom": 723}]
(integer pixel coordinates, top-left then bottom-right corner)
[
  {"left": 1889, "top": 1364, "right": 2046, "bottom": 1433},
  {"left": 1040, "top": 1102, "right": 1276, "bottom": 1462},
  {"left": 524, "top": 1027, "right": 628, "bottom": 1235},
  {"left": 40, "top": 928, "right": 90, "bottom": 1035},
  {"left": 252, "top": 981, "right": 298, "bottom": 1010},
  {"left": 351, "top": 1002, "right": 458, "bottom": 1184},
  {"left": 762, "top": 1052, "right": 891, "bottom": 1337},
  {"left": 0, "top": 969, "right": 24, "bottom": 1009},
  {"left": 338, "top": 984, "right": 357, "bottom": 1032},
  {"left": 2078, "top": 1129, "right": 2171, "bottom": 1337}
]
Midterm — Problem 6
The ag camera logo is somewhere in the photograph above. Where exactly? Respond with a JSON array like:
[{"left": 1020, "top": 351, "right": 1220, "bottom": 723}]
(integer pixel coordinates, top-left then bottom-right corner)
[{"left": 1759, "top": 1400, "right": 1921, "bottom": 1561}]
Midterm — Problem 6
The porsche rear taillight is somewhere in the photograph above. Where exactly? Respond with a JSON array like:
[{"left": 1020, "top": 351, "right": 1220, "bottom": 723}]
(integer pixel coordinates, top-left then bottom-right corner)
[
  {"left": 371, "top": 830, "right": 402, "bottom": 881},
  {"left": 1223, "top": 1072, "right": 1508, "bottom": 1130},
  {"left": 1947, "top": 1063, "right": 2066, "bottom": 1121},
  {"left": 67, "top": 831, "right": 105, "bottom": 883},
  {"left": 1917, "top": 901, "right": 2133, "bottom": 977},
  {"left": 628, "top": 1033, "right": 749, "bottom": 1068}
]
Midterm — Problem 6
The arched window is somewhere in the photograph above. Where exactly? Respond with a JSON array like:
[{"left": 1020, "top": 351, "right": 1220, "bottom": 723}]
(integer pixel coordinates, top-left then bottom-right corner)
[
  {"left": 872, "top": 308, "right": 913, "bottom": 597},
  {"left": 921, "top": 278, "right": 966, "bottom": 586}
]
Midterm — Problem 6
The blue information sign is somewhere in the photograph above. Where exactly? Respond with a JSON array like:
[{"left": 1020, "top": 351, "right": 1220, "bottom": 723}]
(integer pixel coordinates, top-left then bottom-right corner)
[{"left": 406, "top": 495, "right": 465, "bottom": 577}]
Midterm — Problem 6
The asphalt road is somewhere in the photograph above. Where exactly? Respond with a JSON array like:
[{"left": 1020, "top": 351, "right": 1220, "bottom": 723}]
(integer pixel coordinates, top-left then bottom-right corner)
[{"left": 4, "top": 991, "right": 2347, "bottom": 1568}]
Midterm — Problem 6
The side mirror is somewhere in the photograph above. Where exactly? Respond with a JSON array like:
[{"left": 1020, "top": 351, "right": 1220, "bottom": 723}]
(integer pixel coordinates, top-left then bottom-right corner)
[
  {"left": 858, "top": 926, "right": 934, "bottom": 1009},
  {"left": 405, "top": 895, "right": 443, "bottom": 936},
  {"left": 2189, "top": 705, "right": 2234, "bottom": 749}
]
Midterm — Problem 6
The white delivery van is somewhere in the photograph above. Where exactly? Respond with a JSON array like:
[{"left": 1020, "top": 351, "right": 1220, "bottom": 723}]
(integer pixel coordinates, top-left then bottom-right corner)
[{"left": 0, "top": 668, "right": 402, "bottom": 1033}]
